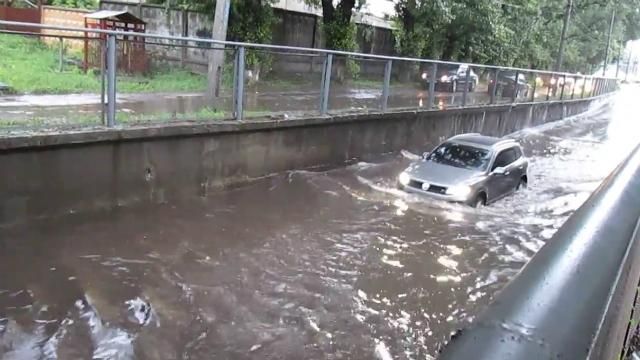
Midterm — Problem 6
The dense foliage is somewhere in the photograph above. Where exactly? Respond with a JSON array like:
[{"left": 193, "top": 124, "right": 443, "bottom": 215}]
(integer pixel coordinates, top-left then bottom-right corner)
[
  {"left": 394, "top": 0, "right": 640, "bottom": 72},
  {"left": 47, "top": 0, "right": 97, "bottom": 9},
  {"left": 148, "top": 0, "right": 275, "bottom": 72},
  {"left": 143, "top": 0, "right": 640, "bottom": 73}
]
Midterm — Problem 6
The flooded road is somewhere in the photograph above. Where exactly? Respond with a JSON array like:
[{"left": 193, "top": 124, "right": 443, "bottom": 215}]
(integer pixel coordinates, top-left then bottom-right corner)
[
  {"left": 1, "top": 88, "right": 638, "bottom": 359},
  {"left": 0, "top": 85, "right": 496, "bottom": 127}
]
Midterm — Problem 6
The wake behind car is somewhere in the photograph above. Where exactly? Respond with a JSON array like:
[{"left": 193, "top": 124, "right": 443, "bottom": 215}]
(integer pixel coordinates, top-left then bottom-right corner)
[{"left": 398, "top": 134, "right": 528, "bottom": 207}]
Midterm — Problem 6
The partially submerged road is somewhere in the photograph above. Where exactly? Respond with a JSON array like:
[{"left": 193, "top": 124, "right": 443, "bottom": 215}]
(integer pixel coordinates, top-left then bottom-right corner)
[{"left": 0, "top": 88, "right": 637, "bottom": 359}]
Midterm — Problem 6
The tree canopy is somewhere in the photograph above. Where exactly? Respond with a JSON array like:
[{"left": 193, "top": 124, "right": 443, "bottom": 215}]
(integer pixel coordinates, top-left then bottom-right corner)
[
  {"left": 394, "top": 0, "right": 640, "bottom": 72},
  {"left": 147, "top": 0, "right": 640, "bottom": 73}
]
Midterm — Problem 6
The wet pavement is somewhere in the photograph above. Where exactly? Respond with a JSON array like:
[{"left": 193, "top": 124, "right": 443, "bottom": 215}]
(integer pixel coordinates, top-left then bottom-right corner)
[
  {"left": 0, "top": 84, "right": 504, "bottom": 127},
  {"left": 1, "top": 87, "right": 638, "bottom": 359}
]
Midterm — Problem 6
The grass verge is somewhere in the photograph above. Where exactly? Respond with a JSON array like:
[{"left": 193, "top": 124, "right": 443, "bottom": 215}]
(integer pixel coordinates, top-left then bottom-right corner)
[{"left": 0, "top": 33, "right": 207, "bottom": 95}]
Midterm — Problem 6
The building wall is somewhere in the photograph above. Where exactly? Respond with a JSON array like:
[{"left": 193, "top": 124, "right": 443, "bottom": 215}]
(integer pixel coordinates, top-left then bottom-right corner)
[
  {"left": 0, "top": 5, "right": 41, "bottom": 32},
  {"left": 40, "top": 6, "right": 90, "bottom": 49},
  {"left": 99, "top": 0, "right": 396, "bottom": 76}
]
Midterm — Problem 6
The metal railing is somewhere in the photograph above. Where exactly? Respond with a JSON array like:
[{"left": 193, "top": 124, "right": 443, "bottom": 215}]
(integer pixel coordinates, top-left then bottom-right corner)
[
  {"left": 0, "top": 20, "right": 619, "bottom": 127},
  {"left": 440, "top": 143, "right": 640, "bottom": 359}
]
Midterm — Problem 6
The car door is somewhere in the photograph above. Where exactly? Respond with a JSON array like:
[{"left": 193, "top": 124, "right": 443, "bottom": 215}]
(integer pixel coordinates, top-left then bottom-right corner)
[
  {"left": 509, "top": 146, "right": 526, "bottom": 185},
  {"left": 502, "top": 147, "right": 523, "bottom": 190},
  {"left": 487, "top": 149, "right": 514, "bottom": 201}
]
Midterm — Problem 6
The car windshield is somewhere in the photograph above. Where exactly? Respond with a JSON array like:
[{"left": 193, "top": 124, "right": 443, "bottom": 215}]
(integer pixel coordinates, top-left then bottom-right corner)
[{"left": 426, "top": 142, "right": 491, "bottom": 170}]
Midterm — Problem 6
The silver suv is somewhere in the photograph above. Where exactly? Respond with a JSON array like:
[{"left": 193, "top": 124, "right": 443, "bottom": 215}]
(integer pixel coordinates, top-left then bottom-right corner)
[{"left": 398, "top": 134, "right": 528, "bottom": 207}]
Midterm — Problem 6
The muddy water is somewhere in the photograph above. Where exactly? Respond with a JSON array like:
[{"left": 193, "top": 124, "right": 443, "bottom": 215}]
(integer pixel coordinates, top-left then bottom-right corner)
[
  {"left": 0, "top": 87, "right": 490, "bottom": 127},
  {"left": 0, "top": 88, "right": 638, "bottom": 359}
]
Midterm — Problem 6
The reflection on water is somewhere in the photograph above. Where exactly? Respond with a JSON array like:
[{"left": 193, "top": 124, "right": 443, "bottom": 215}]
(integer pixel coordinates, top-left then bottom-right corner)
[{"left": 0, "top": 87, "right": 638, "bottom": 359}]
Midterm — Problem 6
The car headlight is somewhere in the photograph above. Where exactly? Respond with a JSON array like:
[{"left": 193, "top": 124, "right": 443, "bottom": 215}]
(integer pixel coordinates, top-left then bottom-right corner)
[
  {"left": 440, "top": 75, "right": 450, "bottom": 82},
  {"left": 398, "top": 172, "right": 411, "bottom": 186},
  {"left": 421, "top": 72, "right": 428, "bottom": 80},
  {"left": 446, "top": 185, "right": 472, "bottom": 198}
]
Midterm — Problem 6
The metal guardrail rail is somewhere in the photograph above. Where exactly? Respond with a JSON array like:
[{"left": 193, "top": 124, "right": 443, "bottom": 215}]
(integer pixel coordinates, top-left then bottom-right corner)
[
  {"left": 440, "top": 143, "right": 640, "bottom": 360},
  {"left": 0, "top": 20, "right": 620, "bottom": 126}
]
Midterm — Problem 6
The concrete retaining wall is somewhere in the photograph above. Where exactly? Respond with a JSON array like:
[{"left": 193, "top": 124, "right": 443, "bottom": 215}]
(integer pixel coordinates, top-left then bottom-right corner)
[{"left": 0, "top": 98, "right": 600, "bottom": 227}]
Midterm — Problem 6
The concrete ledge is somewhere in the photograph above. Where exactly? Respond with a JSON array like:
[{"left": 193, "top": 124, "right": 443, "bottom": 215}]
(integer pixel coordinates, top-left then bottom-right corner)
[{"left": 0, "top": 96, "right": 609, "bottom": 226}]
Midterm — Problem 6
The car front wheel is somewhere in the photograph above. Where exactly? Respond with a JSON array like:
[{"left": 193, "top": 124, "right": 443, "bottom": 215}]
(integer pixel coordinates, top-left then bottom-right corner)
[
  {"left": 471, "top": 193, "right": 486, "bottom": 208},
  {"left": 516, "top": 177, "right": 528, "bottom": 191}
]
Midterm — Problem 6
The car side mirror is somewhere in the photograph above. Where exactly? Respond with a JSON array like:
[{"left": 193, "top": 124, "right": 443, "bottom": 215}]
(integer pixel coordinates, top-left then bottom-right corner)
[
  {"left": 492, "top": 166, "right": 507, "bottom": 175},
  {"left": 422, "top": 152, "right": 430, "bottom": 159}
]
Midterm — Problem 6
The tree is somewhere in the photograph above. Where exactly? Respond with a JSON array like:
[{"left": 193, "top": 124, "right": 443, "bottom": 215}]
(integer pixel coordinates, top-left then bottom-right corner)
[
  {"left": 304, "top": 0, "right": 366, "bottom": 80},
  {"left": 148, "top": 0, "right": 276, "bottom": 85},
  {"left": 391, "top": 0, "right": 640, "bottom": 74}
]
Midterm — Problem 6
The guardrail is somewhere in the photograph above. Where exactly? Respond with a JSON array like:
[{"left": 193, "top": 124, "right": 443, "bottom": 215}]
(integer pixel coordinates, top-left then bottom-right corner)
[
  {"left": 0, "top": 20, "right": 619, "bottom": 128},
  {"left": 440, "top": 143, "right": 640, "bottom": 359}
]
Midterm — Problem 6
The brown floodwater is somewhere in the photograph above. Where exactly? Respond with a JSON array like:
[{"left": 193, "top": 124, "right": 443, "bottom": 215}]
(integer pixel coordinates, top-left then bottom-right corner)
[{"left": 0, "top": 87, "right": 638, "bottom": 359}]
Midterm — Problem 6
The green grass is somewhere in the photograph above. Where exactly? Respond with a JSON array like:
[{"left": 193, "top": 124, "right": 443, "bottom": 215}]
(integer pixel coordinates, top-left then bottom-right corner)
[
  {"left": 0, "top": 34, "right": 396, "bottom": 96},
  {"left": 0, "top": 34, "right": 208, "bottom": 95}
]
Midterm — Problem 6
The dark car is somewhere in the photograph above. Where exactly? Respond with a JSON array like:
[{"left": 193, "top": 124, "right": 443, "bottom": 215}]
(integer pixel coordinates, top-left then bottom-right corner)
[
  {"left": 487, "top": 71, "right": 531, "bottom": 99},
  {"left": 398, "top": 133, "right": 528, "bottom": 207},
  {"left": 421, "top": 65, "right": 479, "bottom": 92}
]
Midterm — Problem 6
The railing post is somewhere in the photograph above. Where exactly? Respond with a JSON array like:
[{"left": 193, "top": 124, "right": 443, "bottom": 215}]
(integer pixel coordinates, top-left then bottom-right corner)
[
  {"left": 319, "top": 53, "right": 333, "bottom": 115},
  {"left": 461, "top": 66, "right": 471, "bottom": 107},
  {"left": 560, "top": 74, "right": 567, "bottom": 100},
  {"left": 570, "top": 76, "right": 577, "bottom": 99},
  {"left": 511, "top": 71, "right": 519, "bottom": 103},
  {"left": 58, "top": 37, "right": 64, "bottom": 73},
  {"left": 233, "top": 46, "right": 245, "bottom": 120},
  {"left": 490, "top": 69, "right": 499, "bottom": 105},
  {"left": 100, "top": 38, "right": 106, "bottom": 125},
  {"left": 429, "top": 63, "right": 437, "bottom": 109},
  {"left": 546, "top": 75, "right": 552, "bottom": 101},
  {"left": 595, "top": 78, "right": 602, "bottom": 96},
  {"left": 581, "top": 76, "right": 586, "bottom": 98},
  {"left": 106, "top": 34, "right": 117, "bottom": 127},
  {"left": 600, "top": 79, "right": 605, "bottom": 96},
  {"left": 381, "top": 59, "right": 392, "bottom": 112},
  {"left": 530, "top": 73, "right": 537, "bottom": 103}
]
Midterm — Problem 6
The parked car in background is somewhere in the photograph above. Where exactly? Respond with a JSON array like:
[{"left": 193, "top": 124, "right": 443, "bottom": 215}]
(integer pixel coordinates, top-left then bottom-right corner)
[
  {"left": 536, "top": 75, "right": 576, "bottom": 96},
  {"left": 421, "top": 65, "right": 479, "bottom": 92},
  {"left": 488, "top": 71, "right": 531, "bottom": 99},
  {"left": 398, "top": 133, "right": 528, "bottom": 207}
]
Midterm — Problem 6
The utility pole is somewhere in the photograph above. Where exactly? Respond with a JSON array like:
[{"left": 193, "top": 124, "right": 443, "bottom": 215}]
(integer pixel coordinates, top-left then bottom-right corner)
[
  {"left": 554, "top": 0, "right": 573, "bottom": 72},
  {"left": 603, "top": 9, "right": 616, "bottom": 76},
  {"left": 615, "top": 44, "right": 622, "bottom": 79},
  {"left": 207, "top": 0, "right": 231, "bottom": 101},
  {"left": 624, "top": 46, "right": 633, "bottom": 81}
]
